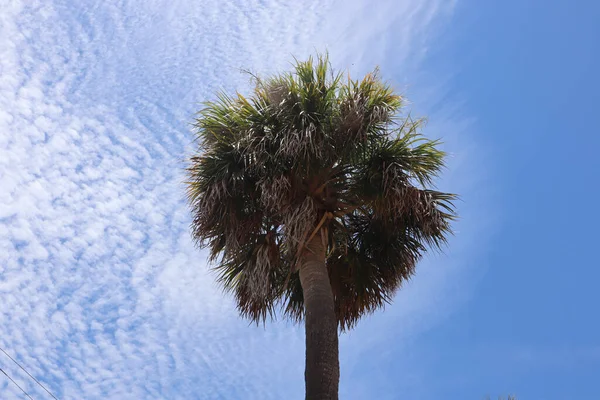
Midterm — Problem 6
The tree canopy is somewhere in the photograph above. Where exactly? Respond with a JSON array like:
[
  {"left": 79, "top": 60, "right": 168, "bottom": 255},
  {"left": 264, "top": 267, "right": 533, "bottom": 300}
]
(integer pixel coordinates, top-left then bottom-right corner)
[{"left": 186, "top": 54, "right": 456, "bottom": 331}]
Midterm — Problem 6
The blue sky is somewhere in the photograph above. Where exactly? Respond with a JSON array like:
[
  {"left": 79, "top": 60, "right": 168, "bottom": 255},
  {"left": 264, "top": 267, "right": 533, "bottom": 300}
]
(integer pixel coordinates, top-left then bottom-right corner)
[
  {"left": 416, "top": 1, "right": 600, "bottom": 399},
  {"left": 0, "top": 0, "right": 598, "bottom": 399}
]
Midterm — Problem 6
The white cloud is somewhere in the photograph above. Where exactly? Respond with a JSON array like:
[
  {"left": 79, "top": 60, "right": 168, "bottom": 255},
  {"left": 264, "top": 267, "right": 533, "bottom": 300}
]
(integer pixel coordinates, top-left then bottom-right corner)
[{"left": 0, "top": 0, "right": 486, "bottom": 399}]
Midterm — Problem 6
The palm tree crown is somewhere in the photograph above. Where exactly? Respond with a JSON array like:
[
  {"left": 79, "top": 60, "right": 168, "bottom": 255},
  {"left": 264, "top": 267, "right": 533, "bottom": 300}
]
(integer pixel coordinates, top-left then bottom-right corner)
[{"left": 186, "top": 54, "right": 456, "bottom": 331}]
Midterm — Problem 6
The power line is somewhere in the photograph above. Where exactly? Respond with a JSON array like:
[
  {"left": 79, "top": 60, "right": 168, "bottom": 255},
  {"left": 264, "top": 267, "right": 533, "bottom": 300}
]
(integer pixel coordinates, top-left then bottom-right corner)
[
  {"left": 1, "top": 366, "right": 34, "bottom": 400},
  {"left": 0, "top": 346, "right": 59, "bottom": 400}
]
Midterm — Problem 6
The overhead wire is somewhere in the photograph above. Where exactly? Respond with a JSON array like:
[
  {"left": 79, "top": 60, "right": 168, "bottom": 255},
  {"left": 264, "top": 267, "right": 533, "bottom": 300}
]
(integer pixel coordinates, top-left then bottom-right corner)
[
  {"left": 0, "top": 366, "right": 35, "bottom": 400},
  {"left": 0, "top": 346, "right": 59, "bottom": 400}
]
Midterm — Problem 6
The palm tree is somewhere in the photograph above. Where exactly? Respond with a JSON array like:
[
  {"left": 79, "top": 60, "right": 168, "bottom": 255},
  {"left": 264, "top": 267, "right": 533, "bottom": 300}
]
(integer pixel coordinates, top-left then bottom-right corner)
[{"left": 185, "top": 54, "right": 456, "bottom": 399}]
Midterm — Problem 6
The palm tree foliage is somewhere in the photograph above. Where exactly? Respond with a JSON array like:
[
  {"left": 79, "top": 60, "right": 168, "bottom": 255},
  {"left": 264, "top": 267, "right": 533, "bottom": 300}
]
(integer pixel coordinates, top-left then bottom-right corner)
[{"left": 186, "top": 54, "right": 456, "bottom": 331}]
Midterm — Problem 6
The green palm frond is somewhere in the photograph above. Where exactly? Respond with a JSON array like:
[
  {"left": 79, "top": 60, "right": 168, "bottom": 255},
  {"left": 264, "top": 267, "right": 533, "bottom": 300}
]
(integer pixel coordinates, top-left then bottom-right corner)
[{"left": 185, "top": 53, "right": 457, "bottom": 327}]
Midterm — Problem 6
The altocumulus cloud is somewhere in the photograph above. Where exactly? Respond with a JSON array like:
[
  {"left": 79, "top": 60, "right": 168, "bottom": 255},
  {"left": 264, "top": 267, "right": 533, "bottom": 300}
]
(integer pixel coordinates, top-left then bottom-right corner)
[{"left": 0, "top": 0, "right": 481, "bottom": 399}]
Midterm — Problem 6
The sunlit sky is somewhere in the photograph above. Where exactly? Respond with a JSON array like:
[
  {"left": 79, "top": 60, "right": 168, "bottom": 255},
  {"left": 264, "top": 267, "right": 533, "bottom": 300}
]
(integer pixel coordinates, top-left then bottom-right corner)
[{"left": 1, "top": 1, "right": 598, "bottom": 399}]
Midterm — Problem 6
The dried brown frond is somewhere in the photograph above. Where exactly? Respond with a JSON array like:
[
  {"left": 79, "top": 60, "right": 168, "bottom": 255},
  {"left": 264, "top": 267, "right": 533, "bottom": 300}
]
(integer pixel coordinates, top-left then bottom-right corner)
[
  {"left": 277, "top": 123, "right": 325, "bottom": 163},
  {"left": 246, "top": 237, "right": 280, "bottom": 301},
  {"left": 282, "top": 195, "right": 319, "bottom": 248}
]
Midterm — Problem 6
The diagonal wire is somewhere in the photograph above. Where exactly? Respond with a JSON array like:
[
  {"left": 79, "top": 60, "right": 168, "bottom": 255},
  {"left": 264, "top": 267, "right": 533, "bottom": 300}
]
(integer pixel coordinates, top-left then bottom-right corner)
[
  {"left": 0, "top": 346, "right": 59, "bottom": 400},
  {"left": 1, "top": 366, "right": 35, "bottom": 400}
]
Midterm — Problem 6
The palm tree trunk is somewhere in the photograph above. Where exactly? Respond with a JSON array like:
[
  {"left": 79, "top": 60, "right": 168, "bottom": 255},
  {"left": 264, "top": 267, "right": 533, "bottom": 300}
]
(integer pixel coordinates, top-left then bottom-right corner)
[{"left": 299, "top": 232, "right": 339, "bottom": 400}]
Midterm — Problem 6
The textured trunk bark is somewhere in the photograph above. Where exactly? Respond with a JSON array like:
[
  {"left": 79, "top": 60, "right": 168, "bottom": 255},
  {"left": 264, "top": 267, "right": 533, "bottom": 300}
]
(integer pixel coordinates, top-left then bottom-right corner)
[{"left": 299, "top": 232, "right": 339, "bottom": 400}]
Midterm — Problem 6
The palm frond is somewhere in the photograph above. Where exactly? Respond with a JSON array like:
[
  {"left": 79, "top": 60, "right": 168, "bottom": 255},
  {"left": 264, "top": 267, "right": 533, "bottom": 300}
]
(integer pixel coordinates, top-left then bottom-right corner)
[{"left": 215, "top": 231, "right": 291, "bottom": 323}]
